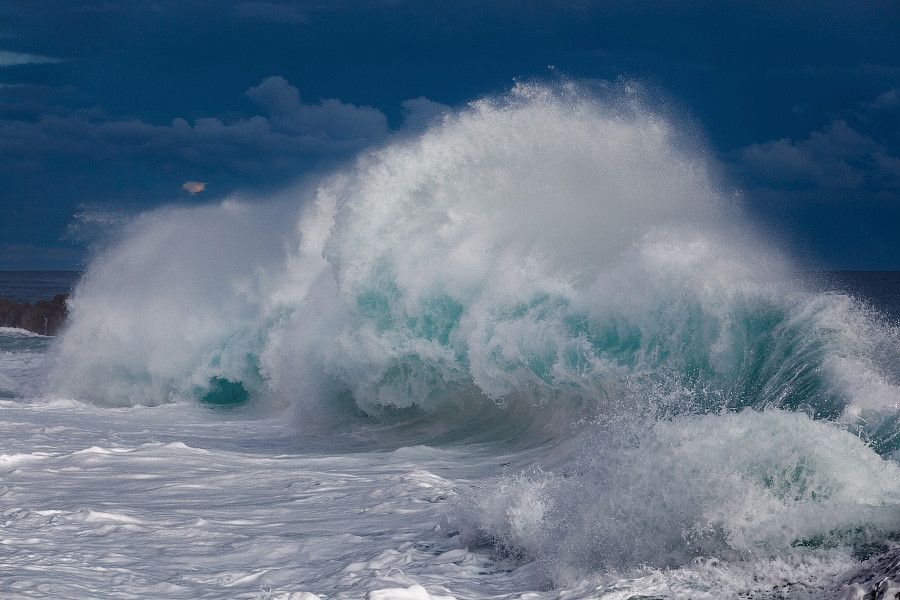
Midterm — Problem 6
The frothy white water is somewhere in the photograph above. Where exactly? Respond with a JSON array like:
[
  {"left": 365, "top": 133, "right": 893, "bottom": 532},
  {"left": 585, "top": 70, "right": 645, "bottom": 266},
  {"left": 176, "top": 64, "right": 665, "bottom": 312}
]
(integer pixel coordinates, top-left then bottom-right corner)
[
  {"left": 0, "top": 401, "right": 522, "bottom": 600},
  {"left": 0, "top": 328, "right": 53, "bottom": 399},
  {"left": 0, "top": 400, "right": 895, "bottom": 600},
  {"left": 459, "top": 409, "right": 900, "bottom": 579}
]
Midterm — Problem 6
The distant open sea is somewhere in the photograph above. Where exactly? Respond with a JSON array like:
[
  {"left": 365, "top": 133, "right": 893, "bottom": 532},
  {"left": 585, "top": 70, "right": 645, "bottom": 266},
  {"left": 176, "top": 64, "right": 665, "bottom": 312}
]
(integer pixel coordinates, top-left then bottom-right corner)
[{"left": 0, "top": 271, "right": 82, "bottom": 303}]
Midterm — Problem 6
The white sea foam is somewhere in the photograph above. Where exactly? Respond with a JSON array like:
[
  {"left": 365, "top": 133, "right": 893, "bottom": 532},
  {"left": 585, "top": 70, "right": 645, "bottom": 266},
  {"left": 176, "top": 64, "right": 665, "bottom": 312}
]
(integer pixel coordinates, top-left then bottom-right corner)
[{"left": 458, "top": 409, "right": 900, "bottom": 580}]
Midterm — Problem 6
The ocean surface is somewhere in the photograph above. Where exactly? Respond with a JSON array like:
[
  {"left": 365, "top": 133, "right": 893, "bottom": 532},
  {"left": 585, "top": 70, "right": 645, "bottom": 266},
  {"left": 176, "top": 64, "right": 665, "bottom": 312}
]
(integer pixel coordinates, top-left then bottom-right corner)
[
  {"left": 0, "top": 271, "right": 82, "bottom": 304},
  {"left": 1, "top": 84, "right": 899, "bottom": 600}
]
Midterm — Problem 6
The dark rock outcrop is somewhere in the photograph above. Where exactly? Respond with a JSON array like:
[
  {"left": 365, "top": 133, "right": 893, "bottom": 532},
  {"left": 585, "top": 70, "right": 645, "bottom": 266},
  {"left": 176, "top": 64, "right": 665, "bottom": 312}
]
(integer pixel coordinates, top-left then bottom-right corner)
[{"left": 0, "top": 294, "right": 69, "bottom": 336}]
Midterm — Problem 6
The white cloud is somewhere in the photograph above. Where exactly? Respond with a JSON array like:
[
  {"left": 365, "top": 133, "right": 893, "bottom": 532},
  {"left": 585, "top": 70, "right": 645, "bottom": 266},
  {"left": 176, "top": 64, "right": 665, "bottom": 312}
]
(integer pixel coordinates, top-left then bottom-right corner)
[
  {"left": 246, "top": 76, "right": 388, "bottom": 141},
  {"left": 866, "top": 89, "right": 900, "bottom": 112},
  {"left": 400, "top": 96, "right": 450, "bottom": 131},
  {"left": 0, "top": 77, "right": 389, "bottom": 171},
  {"left": 738, "top": 120, "right": 899, "bottom": 190},
  {"left": 0, "top": 76, "right": 399, "bottom": 214},
  {"left": 0, "top": 50, "right": 64, "bottom": 67}
]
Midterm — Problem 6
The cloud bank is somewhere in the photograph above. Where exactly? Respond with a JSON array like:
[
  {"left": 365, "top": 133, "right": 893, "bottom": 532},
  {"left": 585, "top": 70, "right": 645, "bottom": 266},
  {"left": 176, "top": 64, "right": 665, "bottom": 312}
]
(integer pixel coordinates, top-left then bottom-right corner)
[
  {"left": 246, "top": 76, "right": 388, "bottom": 140},
  {"left": 739, "top": 120, "right": 900, "bottom": 190},
  {"left": 0, "top": 77, "right": 397, "bottom": 198},
  {"left": 0, "top": 75, "right": 443, "bottom": 268}
]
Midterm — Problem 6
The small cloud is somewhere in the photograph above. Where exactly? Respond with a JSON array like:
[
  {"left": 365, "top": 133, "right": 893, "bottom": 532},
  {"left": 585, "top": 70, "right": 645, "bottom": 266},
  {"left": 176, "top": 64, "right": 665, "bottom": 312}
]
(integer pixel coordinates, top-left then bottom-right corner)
[
  {"left": 183, "top": 181, "right": 207, "bottom": 194},
  {"left": 866, "top": 88, "right": 900, "bottom": 112},
  {"left": 246, "top": 76, "right": 387, "bottom": 141},
  {"left": 0, "top": 50, "right": 64, "bottom": 67},
  {"left": 400, "top": 96, "right": 450, "bottom": 132},
  {"left": 737, "top": 120, "right": 899, "bottom": 190}
]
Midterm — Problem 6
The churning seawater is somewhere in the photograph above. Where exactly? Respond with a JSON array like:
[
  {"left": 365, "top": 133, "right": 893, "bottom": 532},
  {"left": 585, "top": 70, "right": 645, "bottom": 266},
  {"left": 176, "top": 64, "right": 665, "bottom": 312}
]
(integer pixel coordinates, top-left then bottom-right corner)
[{"left": 1, "top": 83, "right": 899, "bottom": 599}]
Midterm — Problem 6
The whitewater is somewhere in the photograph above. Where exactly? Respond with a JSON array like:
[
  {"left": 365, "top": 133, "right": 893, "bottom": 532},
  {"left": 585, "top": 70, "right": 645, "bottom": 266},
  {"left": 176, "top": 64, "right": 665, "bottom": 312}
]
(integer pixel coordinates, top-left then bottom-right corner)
[{"left": 1, "top": 83, "right": 899, "bottom": 599}]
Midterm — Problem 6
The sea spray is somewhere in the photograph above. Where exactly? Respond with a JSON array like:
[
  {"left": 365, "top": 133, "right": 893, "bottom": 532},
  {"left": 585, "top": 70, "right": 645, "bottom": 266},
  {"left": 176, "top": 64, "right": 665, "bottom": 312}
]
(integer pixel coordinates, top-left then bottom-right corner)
[{"left": 50, "top": 200, "right": 295, "bottom": 406}]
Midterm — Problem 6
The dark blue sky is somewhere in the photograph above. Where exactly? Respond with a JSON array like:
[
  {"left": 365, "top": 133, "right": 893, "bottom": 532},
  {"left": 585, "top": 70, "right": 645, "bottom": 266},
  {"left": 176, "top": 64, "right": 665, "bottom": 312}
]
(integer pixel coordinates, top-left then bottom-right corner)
[{"left": 1, "top": 1, "right": 899, "bottom": 270}]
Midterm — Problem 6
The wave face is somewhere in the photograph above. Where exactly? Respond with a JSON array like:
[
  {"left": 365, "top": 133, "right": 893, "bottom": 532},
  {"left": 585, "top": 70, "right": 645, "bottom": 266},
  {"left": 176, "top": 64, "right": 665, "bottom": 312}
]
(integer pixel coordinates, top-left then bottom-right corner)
[{"left": 49, "top": 83, "right": 900, "bottom": 577}]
